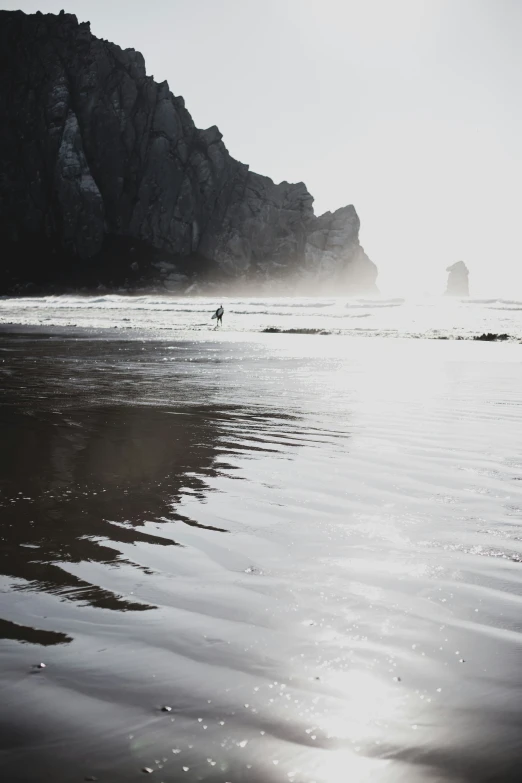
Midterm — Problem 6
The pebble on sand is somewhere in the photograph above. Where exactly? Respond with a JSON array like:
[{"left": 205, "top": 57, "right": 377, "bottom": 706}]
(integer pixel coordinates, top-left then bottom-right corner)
[
  {"left": 37, "top": 663, "right": 46, "bottom": 668},
  {"left": 142, "top": 768, "right": 154, "bottom": 774},
  {"left": 161, "top": 705, "right": 172, "bottom": 712}
]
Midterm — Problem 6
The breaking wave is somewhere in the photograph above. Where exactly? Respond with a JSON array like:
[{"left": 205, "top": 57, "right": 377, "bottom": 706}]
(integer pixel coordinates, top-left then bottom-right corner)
[{"left": 1, "top": 294, "right": 522, "bottom": 341}]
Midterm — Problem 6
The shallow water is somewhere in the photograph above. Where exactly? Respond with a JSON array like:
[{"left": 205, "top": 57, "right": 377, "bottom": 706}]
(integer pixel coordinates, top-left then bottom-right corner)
[
  {"left": 1, "top": 294, "right": 522, "bottom": 340},
  {"left": 1, "top": 329, "right": 522, "bottom": 782}
]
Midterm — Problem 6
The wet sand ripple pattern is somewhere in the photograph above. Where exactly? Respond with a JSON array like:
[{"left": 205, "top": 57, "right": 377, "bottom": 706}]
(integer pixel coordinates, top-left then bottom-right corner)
[{"left": 0, "top": 331, "right": 521, "bottom": 782}]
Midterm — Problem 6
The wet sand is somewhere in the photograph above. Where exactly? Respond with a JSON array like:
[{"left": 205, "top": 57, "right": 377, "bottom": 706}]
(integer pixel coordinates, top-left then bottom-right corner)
[{"left": 1, "top": 328, "right": 522, "bottom": 782}]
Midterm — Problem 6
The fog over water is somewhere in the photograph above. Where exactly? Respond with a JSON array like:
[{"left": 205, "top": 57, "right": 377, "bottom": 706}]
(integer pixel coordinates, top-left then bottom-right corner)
[
  {"left": 3, "top": 0, "right": 522, "bottom": 296},
  {"left": 1, "top": 295, "right": 522, "bottom": 340},
  {"left": 1, "top": 2, "right": 522, "bottom": 781}
]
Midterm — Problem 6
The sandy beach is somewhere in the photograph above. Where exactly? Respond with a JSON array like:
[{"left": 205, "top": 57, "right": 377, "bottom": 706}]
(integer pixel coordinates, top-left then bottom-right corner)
[
  {"left": 2, "top": 0, "right": 522, "bottom": 778},
  {"left": 1, "top": 323, "right": 522, "bottom": 782}
]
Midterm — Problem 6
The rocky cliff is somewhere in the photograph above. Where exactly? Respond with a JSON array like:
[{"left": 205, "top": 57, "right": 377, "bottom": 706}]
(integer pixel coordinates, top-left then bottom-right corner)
[
  {"left": 445, "top": 261, "right": 469, "bottom": 297},
  {"left": 0, "top": 10, "right": 378, "bottom": 294}
]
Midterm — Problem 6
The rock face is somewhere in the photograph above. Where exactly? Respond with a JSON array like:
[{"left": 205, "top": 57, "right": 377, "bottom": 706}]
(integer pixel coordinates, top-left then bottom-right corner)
[
  {"left": 0, "top": 10, "right": 378, "bottom": 294},
  {"left": 445, "top": 261, "right": 469, "bottom": 297}
]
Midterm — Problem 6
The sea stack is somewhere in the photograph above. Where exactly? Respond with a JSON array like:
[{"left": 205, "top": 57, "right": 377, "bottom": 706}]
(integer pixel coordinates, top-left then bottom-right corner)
[
  {"left": 445, "top": 261, "right": 469, "bottom": 297},
  {"left": 0, "top": 10, "right": 378, "bottom": 295}
]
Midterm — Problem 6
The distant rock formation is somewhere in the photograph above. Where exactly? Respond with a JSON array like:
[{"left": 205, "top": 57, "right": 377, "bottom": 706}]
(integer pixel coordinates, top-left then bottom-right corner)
[
  {"left": 0, "top": 10, "right": 378, "bottom": 295},
  {"left": 445, "top": 261, "right": 469, "bottom": 297}
]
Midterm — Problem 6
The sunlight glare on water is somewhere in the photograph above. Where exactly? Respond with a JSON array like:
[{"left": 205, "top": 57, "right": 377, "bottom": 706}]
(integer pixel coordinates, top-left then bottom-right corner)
[
  {"left": 1, "top": 294, "right": 522, "bottom": 340},
  {"left": 0, "top": 314, "right": 521, "bottom": 782}
]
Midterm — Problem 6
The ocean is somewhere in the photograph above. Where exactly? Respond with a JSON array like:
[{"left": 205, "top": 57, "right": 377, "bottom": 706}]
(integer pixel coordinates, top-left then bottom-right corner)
[
  {"left": 1, "top": 294, "right": 522, "bottom": 339},
  {"left": 0, "top": 295, "right": 521, "bottom": 782}
]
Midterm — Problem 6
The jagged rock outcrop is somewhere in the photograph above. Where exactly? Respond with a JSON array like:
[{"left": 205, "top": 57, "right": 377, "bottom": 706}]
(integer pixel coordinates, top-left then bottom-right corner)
[
  {"left": 0, "top": 10, "right": 378, "bottom": 294},
  {"left": 445, "top": 261, "right": 469, "bottom": 297}
]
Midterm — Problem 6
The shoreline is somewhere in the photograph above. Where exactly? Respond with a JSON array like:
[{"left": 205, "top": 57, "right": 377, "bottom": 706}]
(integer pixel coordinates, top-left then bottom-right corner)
[
  {"left": 2, "top": 294, "right": 522, "bottom": 343},
  {"left": 1, "top": 326, "right": 522, "bottom": 782}
]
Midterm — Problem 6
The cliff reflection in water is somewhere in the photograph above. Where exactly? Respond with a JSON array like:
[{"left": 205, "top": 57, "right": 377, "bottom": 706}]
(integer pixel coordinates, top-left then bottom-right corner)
[{"left": 0, "top": 334, "right": 284, "bottom": 637}]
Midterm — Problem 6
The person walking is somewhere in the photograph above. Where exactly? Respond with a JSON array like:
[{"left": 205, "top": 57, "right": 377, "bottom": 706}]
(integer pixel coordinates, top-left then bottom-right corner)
[{"left": 213, "top": 305, "right": 224, "bottom": 327}]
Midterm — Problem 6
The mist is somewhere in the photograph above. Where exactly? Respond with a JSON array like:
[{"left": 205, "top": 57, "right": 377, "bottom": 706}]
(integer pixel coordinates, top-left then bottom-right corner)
[
  {"left": 2, "top": 0, "right": 521, "bottom": 298},
  {"left": 2, "top": 6, "right": 522, "bottom": 782}
]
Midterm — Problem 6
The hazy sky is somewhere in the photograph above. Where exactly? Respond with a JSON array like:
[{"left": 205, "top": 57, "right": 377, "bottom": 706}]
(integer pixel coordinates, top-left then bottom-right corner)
[{"left": 3, "top": 0, "right": 522, "bottom": 295}]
